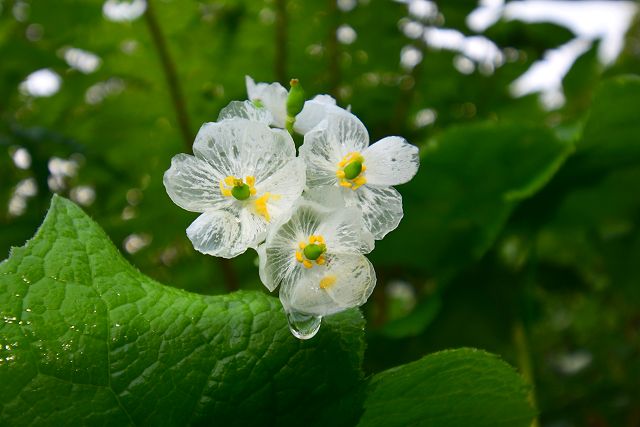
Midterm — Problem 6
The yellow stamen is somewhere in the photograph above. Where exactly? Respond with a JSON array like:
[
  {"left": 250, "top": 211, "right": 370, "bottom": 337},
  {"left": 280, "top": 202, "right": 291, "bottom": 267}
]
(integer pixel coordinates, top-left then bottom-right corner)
[
  {"left": 339, "top": 181, "right": 353, "bottom": 188},
  {"left": 316, "top": 255, "right": 326, "bottom": 265},
  {"left": 303, "top": 259, "right": 313, "bottom": 269},
  {"left": 299, "top": 242, "right": 307, "bottom": 249},
  {"left": 245, "top": 176, "right": 255, "bottom": 186},
  {"left": 253, "top": 192, "right": 280, "bottom": 222},
  {"left": 295, "top": 251, "right": 304, "bottom": 262},
  {"left": 224, "top": 176, "right": 235, "bottom": 186},
  {"left": 336, "top": 170, "right": 346, "bottom": 178},
  {"left": 219, "top": 181, "right": 232, "bottom": 197},
  {"left": 351, "top": 176, "right": 367, "bottom": 190},
  {"left": 319, "top": 276, "right": 336, "bottom": 290}
]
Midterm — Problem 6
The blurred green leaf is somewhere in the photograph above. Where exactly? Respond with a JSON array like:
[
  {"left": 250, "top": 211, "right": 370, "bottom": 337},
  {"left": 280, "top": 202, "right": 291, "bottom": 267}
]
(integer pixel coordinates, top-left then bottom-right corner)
[
  {"left": 358, "top": 348, "right": 535, "bottom": 427},
  {"left": 374, "top": 122, "right": 573, "bottom": 278}
]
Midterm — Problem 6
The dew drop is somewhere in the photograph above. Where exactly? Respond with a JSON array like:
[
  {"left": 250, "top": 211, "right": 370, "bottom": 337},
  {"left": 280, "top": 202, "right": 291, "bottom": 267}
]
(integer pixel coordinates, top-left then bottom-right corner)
[{"left": 285, "top": 310, "right": 322, "bottom": 340}]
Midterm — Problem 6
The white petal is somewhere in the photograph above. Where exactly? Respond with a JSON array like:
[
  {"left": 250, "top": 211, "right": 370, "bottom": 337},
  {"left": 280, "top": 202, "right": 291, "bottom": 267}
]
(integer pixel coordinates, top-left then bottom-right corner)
[
  {"left": 245, "top": 75, "right": 260, "bottom": 99},
  {"left": 346, "top": 185, "right": 403, "bottom": 239},
  {"left": 245, "top": 75, "right": 288, "bottom": 128},
  {"left": 163, "top": 154, "right": 232, "bottom": 212},
  {"left": 362, "top": 136, "right": 420, "bottom": 186},
  {"left": 192, "top": 119, "right": 295, "bottom": 183},
  {"left": 279, "top": 253, "right": 376, "bottom": 316},
  {"left": 186, "top": 210, "right": 243, "bottom": 258},
  {"left": 187, "top": 208, "right": 267, "bottom": 258},
  {"left": 299, "top": 113, "right": 369, "bottom": 188},
  {"left": 218, "top": 100, "right": 273, "bottom": 125},
  {"left": 317, "top": 207, "right": 374, "bottom": 254},
  {"left": 255, "top": 157, "right": 306, "bottom": 222},
  {"left": 293, "top": 95, "right": 344, "bottom": 134}
]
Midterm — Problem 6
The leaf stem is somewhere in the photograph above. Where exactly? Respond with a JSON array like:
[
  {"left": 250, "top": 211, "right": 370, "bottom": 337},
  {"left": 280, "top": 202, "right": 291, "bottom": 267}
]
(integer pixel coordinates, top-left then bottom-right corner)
[{"left": 144, "top": 0, "right": 238, "bottom": 292}]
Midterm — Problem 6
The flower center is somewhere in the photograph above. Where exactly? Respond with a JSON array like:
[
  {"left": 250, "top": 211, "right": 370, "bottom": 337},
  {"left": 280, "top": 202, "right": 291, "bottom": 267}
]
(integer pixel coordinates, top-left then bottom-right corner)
[
  {"left": 219, "top": 175, "right": 257, "bottom": 200},
  {"left": 336, "top": 152, "right": 367, "bottom": 190},
  {"left": 295, "top": 235, "right": 327, "bottom": 269},
  {"left": 219, "top": 175, "right": 280, "bottom": 221}
]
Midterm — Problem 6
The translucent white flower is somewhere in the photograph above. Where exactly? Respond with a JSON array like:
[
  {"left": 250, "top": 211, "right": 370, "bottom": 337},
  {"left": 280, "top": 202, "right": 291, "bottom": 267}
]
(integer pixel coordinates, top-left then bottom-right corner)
[
  {"left": 164, "top": 118, "right": 305, "bottom": 258},
  {"left": 299, "top": 112, "right": 420, "bottom": 239},
  {"left": 245, "top": 76, "right": 350, "bottom": 134},
  {"left": 257, "top": 198, "right": 376, "bottom": 316}
]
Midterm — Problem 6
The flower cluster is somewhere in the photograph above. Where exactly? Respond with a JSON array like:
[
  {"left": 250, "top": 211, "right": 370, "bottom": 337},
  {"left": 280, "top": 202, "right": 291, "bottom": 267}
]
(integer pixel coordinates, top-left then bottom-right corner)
[{"left": 164, "top": 76, "right": 419, "bottom": 339}]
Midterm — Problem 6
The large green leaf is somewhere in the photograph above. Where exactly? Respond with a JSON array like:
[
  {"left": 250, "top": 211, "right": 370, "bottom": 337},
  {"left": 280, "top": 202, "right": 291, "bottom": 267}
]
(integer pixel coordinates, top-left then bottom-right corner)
[
  {"left": 0, "top": 196, "right": 365, "bottom": 426},
  {"left": 374, "top": 122, "right": 573, "bottom": 278},
  {"left": 358, "top": 348, "right": 536, "bottom": 427}
]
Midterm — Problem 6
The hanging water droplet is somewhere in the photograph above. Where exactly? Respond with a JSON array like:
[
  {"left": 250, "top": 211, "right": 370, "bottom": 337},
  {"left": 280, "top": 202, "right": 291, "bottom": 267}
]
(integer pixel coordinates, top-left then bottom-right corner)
[{"left": 286, "top": 309, "right": 322, "bottom": 340}]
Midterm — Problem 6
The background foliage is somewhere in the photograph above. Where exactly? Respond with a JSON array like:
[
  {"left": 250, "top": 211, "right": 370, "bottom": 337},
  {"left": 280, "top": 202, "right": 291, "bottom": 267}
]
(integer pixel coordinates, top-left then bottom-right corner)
[{"left": 1, "top": 0, "right": 639, "bottom": 425}]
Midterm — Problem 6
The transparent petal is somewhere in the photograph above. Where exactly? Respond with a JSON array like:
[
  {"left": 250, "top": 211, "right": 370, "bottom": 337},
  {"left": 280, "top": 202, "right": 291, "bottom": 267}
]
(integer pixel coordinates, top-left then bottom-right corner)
[
  {"left": 238, "top": 207, "right": 268, "bottom": 250},
  {"left": 245, "top": 75, "right": 288, "bottom": 128},
  {"left": 362, "top": 136, "right": 420, "bottom": 186},
  {"left": 317, "top": 207, "right": 375, "bottom": 254},
  {"left": 299, "top": 113, "right": 369, "bottom": 188},
  {"left": 186, "top": 210, "right": 244, "bottom": 258},
  {"left": 257, "top": 243, "right": 277, "bottom": 292},
  {"left": 255, "top": 157, "right": 306, "bottom": 223},
  {"left": 293, "top": 95, "right": 344, "bottom": 134},
  {"left": 303, "top": 185, "right": 347, "bottom": 209},
  {"left": 279, "top": 253, "right": 376, "bottom": 316},
  {"left": 218, "top": 100, "right": 273, "bottom": 125},
  {"left": 163, "top": 154, "right": 232, "bottom": 212},
  {"left": 346, "top": 185, "right": 403, "bottom": 239},
  {"left": 192, "top": 119, "right": 295, "bottom": 183}
]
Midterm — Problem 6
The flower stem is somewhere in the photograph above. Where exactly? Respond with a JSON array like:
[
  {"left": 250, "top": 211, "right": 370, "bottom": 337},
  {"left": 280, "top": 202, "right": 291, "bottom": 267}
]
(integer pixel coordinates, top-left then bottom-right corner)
[{"left": 144, "top": 0, "right": 238, "bottom": 292}]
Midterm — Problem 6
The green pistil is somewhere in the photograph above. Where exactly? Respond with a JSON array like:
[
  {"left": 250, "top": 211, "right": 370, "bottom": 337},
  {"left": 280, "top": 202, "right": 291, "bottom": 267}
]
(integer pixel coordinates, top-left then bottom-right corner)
[
  {"left": 231, "top": 183, "right": 251, "bottom": 200},
  {"left": 343, "top": 160, "right": 363, "bottom": 180},
  {"left": 303, "top": 243, "right": 325, "bottom": 260}
]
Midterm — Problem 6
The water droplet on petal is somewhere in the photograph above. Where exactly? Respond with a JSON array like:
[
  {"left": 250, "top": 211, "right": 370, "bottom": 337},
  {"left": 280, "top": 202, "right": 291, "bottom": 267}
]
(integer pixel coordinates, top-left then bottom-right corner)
[{"left": 286, "top": 310, "right": 322, "bottom": 340}]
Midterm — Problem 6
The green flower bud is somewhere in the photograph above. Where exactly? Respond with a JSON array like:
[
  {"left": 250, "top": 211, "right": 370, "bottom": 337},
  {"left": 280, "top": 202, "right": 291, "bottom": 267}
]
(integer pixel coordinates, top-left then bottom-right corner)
[
  {"left": 303, "top": 243, "right": 325, "bottom": 260},
  {"left": 343, "top": 160, "right": 363, "bottom": 180},
  {"left": 286, "top": 79, "right": 305, "bottom": 118},
  {"left": 231, "top": 183, "right": 251, "bottom": 200},
  {"left": 252, "top": 99, "right": 264, "bottom": 108}
]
